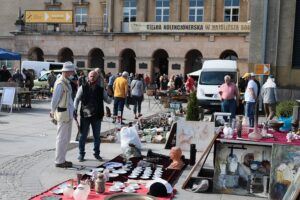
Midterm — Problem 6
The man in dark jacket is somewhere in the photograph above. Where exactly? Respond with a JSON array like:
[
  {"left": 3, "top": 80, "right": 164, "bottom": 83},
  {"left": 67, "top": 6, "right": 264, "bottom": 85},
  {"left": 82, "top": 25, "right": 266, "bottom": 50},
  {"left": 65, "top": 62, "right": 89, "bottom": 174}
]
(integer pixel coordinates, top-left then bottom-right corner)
[
  {"left": 74, "top": 71, "right": 112, "bottom": 162},
  {"left": 0, "top": 65, "right": 12, "bottom": 82}
]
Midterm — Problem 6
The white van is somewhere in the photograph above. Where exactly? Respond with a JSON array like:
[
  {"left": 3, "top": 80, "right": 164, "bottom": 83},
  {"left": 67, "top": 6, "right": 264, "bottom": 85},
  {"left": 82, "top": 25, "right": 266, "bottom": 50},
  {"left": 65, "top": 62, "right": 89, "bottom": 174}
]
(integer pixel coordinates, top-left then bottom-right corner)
[
  {"left": 196, "top": 60, "right": 239, "bottom": 109},
  {"left": 21, "top": 61, "right": 64, "bottom": 78}
]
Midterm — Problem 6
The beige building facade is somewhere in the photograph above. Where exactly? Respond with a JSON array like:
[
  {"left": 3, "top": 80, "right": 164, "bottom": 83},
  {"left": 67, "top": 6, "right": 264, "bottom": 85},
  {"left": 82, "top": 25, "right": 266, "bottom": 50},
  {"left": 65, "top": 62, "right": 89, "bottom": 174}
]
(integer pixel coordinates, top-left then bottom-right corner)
[{"left": 0, "top": 0, "right": 250, "bottom": 81}]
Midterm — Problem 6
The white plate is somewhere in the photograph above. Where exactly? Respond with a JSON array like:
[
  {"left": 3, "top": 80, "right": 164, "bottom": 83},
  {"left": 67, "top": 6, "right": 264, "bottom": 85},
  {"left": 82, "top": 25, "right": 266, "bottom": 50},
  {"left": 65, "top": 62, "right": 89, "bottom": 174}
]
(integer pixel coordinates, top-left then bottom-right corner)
[
  {"left": 104, "top": 162, "right": 124, "bottom": 168},
  {"left": 114, "top": 170, "right": 127, "bottom": 174},
  {"left": 51, "top": 188, "right": 63, "bottom": 195},
  {"left": 109, "top": 173, "right": 119, "bottom": 178},
  {"left": 122, "top": 188, "right": 136, "bottom": 193},
  {"left": 128, "top": 183, "right": 140, "bottom": 189},
  {"left": 109, "top": 187, "right": 122, "bottom": 192},
  {"left": 92, "top": 167, "right": 104, "bottom": 172}
]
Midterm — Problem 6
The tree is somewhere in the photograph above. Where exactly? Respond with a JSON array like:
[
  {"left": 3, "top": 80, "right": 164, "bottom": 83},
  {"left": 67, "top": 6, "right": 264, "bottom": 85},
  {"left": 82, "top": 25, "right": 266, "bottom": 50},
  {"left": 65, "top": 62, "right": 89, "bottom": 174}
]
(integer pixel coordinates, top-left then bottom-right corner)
[{"left": 186, "top": 91, "right": 200, "bottom": 121}]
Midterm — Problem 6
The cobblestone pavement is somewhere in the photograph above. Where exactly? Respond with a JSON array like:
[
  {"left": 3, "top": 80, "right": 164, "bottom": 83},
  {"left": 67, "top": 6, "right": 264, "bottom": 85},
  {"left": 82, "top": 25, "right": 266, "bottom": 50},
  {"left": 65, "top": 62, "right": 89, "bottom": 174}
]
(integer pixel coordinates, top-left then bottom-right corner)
[{"left": 0, "top": 149, "right": 53, "bottom": 199}]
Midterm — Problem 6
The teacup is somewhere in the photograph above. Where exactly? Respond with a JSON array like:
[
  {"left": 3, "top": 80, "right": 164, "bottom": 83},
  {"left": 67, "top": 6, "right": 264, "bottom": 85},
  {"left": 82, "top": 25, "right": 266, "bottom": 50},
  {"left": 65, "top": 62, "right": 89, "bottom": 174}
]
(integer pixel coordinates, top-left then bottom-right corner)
[
  {"left": 153, "top": 174, "right": 162, "bottom": 178},
  {"left": 128, "top": 174, "right": 137, "bottom": 179},
  {"left": 128, "top": 183, "right": 139, "bottom": 189},
  {"left": 141, "top": 175, "right": 149, "bottom": 179},
  {"left": 123, "top": 187, "right": 135, "bottom": 193}
]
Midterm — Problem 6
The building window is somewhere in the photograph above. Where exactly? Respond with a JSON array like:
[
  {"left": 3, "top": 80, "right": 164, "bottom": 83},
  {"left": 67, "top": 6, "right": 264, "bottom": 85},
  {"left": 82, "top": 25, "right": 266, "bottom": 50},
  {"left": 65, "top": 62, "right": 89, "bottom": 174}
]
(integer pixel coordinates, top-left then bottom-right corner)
[
  {"left": 224, "top": 0, "right": 240, "bottom": 22},
  {"left": 123, "top": 0, "right": 136, "bottom": 22},
  {"left": 156, "top": 0, "right": 169, "bottom": 22},
  {"left": 189, "top": 0, "right": 204, "bottom": 22},
  {"left": 75, "top": 7, "right": 87, "bottom": 25}
]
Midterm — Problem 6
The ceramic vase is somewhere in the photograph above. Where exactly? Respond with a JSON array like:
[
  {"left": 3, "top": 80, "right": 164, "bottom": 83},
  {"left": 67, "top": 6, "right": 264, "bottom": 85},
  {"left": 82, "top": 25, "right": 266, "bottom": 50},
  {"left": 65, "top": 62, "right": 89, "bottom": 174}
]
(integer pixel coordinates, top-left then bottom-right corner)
[{"left": 63, "top": 185, "right": 74, "bottom": 198}]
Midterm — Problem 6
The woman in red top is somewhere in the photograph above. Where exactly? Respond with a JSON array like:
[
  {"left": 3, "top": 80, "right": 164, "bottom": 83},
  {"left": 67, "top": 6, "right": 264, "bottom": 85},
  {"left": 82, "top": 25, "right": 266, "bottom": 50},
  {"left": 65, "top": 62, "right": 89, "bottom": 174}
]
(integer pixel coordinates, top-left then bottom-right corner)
[{"left": 185, "top": 75, "right": 195, "bottom": 93}]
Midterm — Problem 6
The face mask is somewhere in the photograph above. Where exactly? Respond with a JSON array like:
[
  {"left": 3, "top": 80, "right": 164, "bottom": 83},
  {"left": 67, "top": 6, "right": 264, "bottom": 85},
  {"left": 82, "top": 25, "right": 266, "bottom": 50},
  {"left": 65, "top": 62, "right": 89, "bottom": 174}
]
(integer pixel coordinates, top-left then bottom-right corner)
[{"left": 68, "top": 75, "right": 74, "bottom": 80}]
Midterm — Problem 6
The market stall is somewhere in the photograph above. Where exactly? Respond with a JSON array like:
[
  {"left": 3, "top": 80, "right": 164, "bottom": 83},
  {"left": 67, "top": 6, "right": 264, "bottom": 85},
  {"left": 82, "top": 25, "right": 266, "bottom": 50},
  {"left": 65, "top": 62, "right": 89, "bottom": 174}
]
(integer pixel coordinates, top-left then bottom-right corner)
[
  {"left": 183, "top": 126, "right": 300, "bottom": 199},
  {"left": 30, "top": 153, "right": 188, "bottom": 200}
]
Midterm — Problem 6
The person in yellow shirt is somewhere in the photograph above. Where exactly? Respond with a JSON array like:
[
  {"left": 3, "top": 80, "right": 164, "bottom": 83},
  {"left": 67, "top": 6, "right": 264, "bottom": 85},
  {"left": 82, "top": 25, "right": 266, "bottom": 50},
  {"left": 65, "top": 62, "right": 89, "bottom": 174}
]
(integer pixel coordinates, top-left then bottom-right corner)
[{"left": 113, "top": 71, "right": 128, "bottom": 123}]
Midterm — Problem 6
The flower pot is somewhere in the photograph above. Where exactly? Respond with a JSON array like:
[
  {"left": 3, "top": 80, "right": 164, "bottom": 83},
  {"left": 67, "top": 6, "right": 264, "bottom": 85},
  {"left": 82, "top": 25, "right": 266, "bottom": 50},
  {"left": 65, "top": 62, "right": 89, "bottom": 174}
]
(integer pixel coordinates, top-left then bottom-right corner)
[{"left": 278, "top": 116, "right": 293, "bottom": 132}]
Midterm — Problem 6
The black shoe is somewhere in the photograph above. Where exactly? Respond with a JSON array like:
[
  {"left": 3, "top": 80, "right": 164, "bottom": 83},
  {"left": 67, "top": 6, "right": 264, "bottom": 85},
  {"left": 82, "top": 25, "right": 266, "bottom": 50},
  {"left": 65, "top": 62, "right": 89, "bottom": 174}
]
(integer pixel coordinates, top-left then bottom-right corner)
[
  {"left": 55, "top": 161, "right": 73, "bottom": 168},
  {"left": 21, "top": 104, "right": 26, "bottom": 108},
  {"left": 78, "top": 155, "right": 85, "bottom": 162},
  {"left": 26, "top": 105, "right": 32, "bottom": 109},
  {"left": 94, "top": 155, "right": 103, "bottom": 161}
]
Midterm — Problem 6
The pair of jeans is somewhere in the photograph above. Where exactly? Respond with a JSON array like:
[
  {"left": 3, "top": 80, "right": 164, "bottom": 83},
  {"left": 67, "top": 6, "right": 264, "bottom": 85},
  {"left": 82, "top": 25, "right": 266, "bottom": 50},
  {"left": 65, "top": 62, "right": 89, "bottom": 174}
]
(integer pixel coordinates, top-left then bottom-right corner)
[
  {"left": 79, "top": 116, "right": 101, "bottom": 157},
  {"left": 221, "top": 99, "right": 237, "bottom": 121},
  {"left": 132, "top": 95, "right": 143, "bottom": 114},
  {"left": 113, "top": 97, "right": 125, "bottom": 116},
  {"left": 245, "top": 101, "right": 256, "bottom": 127}
]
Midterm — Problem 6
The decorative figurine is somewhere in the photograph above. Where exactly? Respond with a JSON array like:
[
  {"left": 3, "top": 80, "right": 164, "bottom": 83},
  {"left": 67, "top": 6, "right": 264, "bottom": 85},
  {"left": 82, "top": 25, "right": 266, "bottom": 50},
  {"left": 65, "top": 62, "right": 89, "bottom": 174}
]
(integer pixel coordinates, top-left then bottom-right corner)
[
  {"left": 236, "top": 115, "right": 243, "bottom": 137},
  {"left": 223, "top": 122, "right": 233, "bottom": 139},
  {"left": 286, "top": 132, "right": 293, "bottom": 142},
  {"left": 167, "top": 147, "right": 184, "bottom": 170},
  {"left": 95, "top": 173, "right": 105, "bottom": 194}
]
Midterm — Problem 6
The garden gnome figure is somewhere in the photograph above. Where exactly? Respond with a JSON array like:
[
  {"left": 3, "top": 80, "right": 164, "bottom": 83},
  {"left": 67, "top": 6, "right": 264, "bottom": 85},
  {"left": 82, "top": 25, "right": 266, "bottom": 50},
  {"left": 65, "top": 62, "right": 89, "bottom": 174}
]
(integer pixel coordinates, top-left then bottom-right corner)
[{"left": 167, "top": 147, "right": 184, "bottom": 170}]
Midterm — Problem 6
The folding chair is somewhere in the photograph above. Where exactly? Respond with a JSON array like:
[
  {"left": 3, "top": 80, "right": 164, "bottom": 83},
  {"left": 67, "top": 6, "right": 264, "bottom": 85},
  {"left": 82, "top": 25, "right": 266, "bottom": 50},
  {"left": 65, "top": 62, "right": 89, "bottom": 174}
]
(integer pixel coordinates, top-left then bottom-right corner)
[{"left": 149, "top": 95, "right": 164, "bottom": 111}]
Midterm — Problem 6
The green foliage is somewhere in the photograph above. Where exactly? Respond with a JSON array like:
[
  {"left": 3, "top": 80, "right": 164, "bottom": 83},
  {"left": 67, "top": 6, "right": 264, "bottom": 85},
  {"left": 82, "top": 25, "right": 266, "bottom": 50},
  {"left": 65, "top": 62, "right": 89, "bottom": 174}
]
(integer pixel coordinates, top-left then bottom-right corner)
[
  {"left": 186, "top": 91, "right": 200, "bottom": 121},
  {"left": 276, "top": 100, "right": 297, "bottom": 118}
]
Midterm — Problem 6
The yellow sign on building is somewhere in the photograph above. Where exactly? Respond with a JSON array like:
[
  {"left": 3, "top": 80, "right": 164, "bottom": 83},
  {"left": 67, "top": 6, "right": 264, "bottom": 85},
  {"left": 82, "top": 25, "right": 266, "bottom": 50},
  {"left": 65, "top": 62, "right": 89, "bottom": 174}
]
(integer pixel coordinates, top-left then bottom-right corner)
[
  {"left": 25, "top": 10, "right": 73, "bottom": 24},
  {"left": 255, "top": 64, "right": 270, "bottom": 75}
]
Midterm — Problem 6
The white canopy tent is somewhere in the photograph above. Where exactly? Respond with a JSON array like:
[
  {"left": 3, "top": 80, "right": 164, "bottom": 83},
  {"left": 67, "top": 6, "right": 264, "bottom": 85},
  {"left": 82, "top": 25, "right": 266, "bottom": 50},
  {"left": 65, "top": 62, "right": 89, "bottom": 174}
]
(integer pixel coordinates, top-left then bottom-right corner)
[{"left": 187, "top": 69, "right": 202, "bottom": 76}]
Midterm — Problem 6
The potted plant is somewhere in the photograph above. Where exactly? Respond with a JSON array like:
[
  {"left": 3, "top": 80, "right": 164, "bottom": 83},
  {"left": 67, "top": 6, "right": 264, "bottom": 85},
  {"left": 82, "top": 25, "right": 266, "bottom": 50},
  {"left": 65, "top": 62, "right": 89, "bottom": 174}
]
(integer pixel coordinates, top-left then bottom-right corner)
[
  {"left": 276, "top": 100, "right": 297, "bottom": 131},
  {"left": 186, "top": 91, "right": 200, "bottom": 121}
]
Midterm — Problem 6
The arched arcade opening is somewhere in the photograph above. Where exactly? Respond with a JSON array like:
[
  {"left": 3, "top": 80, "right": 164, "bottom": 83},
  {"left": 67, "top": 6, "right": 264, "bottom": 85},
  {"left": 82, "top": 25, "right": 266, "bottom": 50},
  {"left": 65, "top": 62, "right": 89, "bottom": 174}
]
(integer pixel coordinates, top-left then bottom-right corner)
[
  {"left": 120, "top": 48, "right": 136, "bottom": 74},
  {"left": 88, "top": 48, "right": 104, "bottom": 68},
  {"left": 28, "top": 47, "right": 44, "bottom": 61},
  {"left": 58, "top": 47, "right": 74, "bottom": 63},
  {"left": 220, "top": 49, "right": 238, "bottom": 60},
  {"left": 185, "top": 49, "right": 203, "bottom": 74},
  {"left": 152, "top": 49, "right": 169, "bottom": 79}
]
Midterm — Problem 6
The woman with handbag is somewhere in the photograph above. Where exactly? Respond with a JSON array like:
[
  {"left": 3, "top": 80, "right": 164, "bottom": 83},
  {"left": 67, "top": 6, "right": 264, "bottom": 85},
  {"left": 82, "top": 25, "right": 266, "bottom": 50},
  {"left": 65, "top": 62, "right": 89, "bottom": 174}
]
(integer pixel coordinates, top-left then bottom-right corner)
[{"left": 130, "top": 74, "right": 144, "bottom": 119}]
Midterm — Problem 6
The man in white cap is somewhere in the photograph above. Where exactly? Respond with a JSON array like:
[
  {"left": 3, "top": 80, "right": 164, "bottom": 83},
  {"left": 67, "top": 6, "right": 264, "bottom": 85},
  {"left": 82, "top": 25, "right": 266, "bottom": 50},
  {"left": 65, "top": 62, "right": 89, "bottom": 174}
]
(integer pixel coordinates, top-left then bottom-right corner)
[{"left": 50, "top": 61, "right": 76, "bottom": 168}]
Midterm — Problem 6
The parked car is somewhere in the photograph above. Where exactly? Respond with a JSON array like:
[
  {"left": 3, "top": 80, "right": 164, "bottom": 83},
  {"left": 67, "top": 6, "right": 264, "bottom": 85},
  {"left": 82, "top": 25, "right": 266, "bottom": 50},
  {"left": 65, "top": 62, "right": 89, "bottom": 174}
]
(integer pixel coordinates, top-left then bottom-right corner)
[
  {"left": 33, "top": 68, "right": 97, "bottom": 89},
  {"left": 33, "top": 70, "right": 62, "bottom": 89}
]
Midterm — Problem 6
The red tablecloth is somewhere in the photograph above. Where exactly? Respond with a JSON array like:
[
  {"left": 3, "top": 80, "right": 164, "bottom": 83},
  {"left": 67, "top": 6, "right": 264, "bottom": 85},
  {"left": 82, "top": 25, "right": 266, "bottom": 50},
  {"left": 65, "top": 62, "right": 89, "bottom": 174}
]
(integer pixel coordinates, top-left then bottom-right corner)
[
  {"left": 220, "top": 128, "right": 300, "bottom": 145},
  {"left": 30, "top": 179, "right": 174, "bottom": 200}
]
